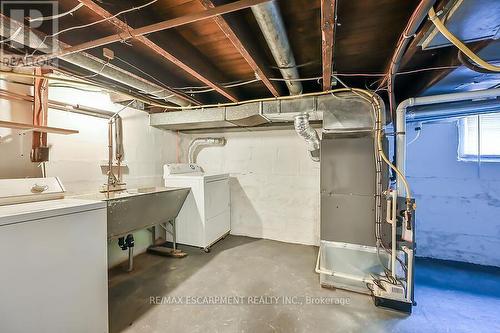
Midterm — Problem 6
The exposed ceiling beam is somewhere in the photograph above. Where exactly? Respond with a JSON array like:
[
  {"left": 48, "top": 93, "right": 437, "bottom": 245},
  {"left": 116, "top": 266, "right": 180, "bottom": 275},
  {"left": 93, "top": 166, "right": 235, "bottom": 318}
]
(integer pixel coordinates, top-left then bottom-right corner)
[
  {"left": 198, "top": 0, "right": 279, "bottom": 97},
  {"left": 0, "top": 13, "right": 198, "bottom": 107},
  {"left": 321, "top": 0, "right": 336, "bottom": 91},
  {"left": 35, "top": 0, "right": 269, "bottom": 83},
  {"left": 77, "top": 0, "right": 239, "bottom": 102}
]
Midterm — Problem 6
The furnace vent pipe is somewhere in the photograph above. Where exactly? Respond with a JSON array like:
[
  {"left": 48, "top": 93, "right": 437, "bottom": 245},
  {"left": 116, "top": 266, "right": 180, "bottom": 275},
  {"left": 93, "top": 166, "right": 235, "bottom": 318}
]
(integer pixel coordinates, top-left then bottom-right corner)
[
  {"left": 396, "top": 87, "right": 500, "bottom": 196},
  {"left": 252, "top": 1, "right": 303, "bottom": 95},
  {"left": 188, "top": 137, "right": 227, "bottom": 164},
  {"left": 294, "top": 114, "right": 320, "bottom": 162}
]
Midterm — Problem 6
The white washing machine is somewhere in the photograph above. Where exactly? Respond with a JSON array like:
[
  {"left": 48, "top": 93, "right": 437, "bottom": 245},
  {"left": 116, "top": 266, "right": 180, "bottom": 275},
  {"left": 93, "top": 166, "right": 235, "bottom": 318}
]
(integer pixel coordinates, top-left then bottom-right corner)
[
  {"left": 0, "top": 177, "right": 108, "bottom": 333},
  {"left": 164, "top": 163, "right": 230, "bottom": 251}
]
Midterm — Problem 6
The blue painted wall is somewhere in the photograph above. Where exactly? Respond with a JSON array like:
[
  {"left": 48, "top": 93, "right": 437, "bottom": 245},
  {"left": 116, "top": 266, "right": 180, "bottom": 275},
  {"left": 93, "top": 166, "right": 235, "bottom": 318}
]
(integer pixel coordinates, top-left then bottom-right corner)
[{"left": 406, "top": 119, "right": 500, "bottom": 267}]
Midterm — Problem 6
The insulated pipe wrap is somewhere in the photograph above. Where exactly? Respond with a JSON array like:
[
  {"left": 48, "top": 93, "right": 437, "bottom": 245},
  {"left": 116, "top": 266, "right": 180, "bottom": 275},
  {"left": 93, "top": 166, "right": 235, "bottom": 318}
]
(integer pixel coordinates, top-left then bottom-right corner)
[{"left": 294, "top": 114, "right": 320, "bottom": 162}]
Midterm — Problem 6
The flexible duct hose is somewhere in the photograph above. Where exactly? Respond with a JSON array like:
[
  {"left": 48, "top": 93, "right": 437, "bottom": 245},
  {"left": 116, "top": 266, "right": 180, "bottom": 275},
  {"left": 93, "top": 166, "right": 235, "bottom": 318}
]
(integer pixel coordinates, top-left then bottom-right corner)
[{"left": 294, "top": 114, "right": 320, "bottom": 162}]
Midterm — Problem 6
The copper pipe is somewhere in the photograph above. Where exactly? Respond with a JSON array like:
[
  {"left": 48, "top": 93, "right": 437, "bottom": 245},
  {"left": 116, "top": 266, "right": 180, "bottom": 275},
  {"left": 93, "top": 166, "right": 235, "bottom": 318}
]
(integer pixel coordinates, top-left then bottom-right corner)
[
  {"left": 382, "top": 0, "right": 436, "bottom": 116},
  {"left": 107, "top": 119, "right": 113, "bottom": 198}
]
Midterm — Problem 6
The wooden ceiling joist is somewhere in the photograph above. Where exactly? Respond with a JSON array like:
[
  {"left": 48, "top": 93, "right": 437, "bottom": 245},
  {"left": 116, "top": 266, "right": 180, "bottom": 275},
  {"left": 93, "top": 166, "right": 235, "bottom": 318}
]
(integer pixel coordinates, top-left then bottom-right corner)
[
  {"left": 36, "top": 0, "right": 270, "bottom": 103},
  {"left": 0, "top": 13, "right": 199, "bottom": 107},
  {"left": 321, "top": 0, "right": 336, "bottom": 91},
  {"left": 77, "top": 0, "right": 238, "bottom": 102},
  {"left": 198, "top": 0, "right": 280, "bottom": 97}
]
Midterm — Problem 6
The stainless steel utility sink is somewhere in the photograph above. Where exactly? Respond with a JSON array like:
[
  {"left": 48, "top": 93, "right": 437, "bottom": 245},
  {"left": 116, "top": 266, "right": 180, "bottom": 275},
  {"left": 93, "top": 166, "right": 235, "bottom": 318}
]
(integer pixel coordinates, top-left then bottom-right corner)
[{"left": 72, "top": 187, "right": 190, "bottom": 239}]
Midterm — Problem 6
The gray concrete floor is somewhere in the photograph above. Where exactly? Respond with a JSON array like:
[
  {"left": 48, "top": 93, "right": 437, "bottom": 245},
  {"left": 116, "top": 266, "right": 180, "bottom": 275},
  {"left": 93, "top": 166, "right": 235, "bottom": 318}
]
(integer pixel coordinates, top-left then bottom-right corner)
[{"left": 109, "top": 235, "right": 500, "bottom": 333}]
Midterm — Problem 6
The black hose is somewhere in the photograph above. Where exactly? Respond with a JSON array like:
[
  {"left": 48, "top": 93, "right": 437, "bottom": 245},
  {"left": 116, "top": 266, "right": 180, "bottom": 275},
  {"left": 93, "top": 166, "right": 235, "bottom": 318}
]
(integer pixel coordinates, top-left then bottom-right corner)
[{"left": 458, "top": 50, "right": 497, "bottom": 74}]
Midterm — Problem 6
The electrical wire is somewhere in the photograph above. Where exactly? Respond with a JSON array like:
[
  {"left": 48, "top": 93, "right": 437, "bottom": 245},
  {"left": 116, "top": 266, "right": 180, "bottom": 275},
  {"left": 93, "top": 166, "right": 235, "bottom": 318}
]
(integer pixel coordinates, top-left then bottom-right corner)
[
  {"left": 110, "top": 100, "right": 136, "bottom": 119},
  {"left": 397, "top": 65, "right": 459, "bottom": 75},
  {"left": 269, "top": 60, "right": 318, "bottom": 70},
  {"left": 52, "top": 0, "right": 158, "bottom": 37},
  {"left": 428, "top": 7, "right": 500, "bottom": 72},
  {"left": 114, "top": 55, "right": 175, "bottom": 94},
  {"left": 182, "top": 79, "right": 261, "bottom": 94},
  {"left": 29, "top": 3, "right": 84, "bottom": 23},
  {"left": 29, "top": 0, "right": 159, "bottom": 55},
  {"left": 82, "top": 60, "right": 110, "bottom": 78},
  {"left": 169, "top": 66, "right": 459, "bottom": 95},
  {"left": 407, "top": 124, "right": 422, "bottom": 145},
  {"left": 176, "top": 79, "right": 253, "bottom": 91},
  {"left": 112, "top": 56, "right": 181, "bottom": 101}
]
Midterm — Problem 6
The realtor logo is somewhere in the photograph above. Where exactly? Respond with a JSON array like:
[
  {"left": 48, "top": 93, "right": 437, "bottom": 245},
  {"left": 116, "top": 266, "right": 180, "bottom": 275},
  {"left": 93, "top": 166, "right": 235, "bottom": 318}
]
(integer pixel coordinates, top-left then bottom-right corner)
[{"left": 1, "top": 1, "right": 58, "bottom": 67}]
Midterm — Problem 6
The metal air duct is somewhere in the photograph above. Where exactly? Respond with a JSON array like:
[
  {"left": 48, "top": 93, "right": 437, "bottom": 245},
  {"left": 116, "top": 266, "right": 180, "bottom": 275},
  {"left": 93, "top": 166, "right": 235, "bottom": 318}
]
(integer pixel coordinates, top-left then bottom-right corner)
[
  {"left": 294, "top": 114, "right": 320, "bottom": 161},
  {"left": 252, "top": 1, "right": 303, "bottom": 95},
  {"left": 150, "top": 91, "right": 382, "bottom": 131}
]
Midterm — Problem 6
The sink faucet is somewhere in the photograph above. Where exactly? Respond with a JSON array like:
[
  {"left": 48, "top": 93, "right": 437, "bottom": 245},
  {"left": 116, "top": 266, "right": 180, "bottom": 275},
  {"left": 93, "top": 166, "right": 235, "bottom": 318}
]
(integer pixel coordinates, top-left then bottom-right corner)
[{"left": 101, "top": 115, "right": 126, "bottom": 196}]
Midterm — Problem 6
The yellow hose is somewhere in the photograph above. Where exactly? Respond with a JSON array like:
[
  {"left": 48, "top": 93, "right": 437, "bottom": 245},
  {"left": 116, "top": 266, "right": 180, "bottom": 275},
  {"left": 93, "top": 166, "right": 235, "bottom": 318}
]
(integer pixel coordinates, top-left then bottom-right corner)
[
  {"left": 428, "top": 7, "right": 500, "bottom": 72},
  {"left": 341, "top": 88, "right": 413, "bottom": 201},
  {"left": 372, "top": 97, "right": 413, "bottom": 201},
  {"left": 377, "top": 126, "right": 412, "bottom": 200}
]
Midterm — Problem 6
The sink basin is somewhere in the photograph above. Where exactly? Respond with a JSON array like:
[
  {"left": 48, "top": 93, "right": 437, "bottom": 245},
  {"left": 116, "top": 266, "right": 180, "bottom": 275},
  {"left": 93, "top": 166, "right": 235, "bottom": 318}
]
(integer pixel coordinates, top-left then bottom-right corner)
[{"left": 71, "top": 187, "right": 190, "bottom": 239}]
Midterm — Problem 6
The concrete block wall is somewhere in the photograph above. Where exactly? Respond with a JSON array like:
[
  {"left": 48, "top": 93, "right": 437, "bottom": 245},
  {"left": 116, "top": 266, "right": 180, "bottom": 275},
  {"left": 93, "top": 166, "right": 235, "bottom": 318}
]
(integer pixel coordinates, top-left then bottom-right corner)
[
  {"left": 186, "top": 129, "right": 320, "bottom": 246},
  {"left": 407, "top": 120, "right": 500, "bottom": 267}
]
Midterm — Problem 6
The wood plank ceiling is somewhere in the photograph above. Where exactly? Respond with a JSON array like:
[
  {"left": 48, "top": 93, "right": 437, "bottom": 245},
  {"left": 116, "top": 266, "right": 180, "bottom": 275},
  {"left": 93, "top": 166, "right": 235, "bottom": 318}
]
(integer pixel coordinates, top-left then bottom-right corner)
[{"left": 5, "top": 0, "right": 462, "bottom": 109}]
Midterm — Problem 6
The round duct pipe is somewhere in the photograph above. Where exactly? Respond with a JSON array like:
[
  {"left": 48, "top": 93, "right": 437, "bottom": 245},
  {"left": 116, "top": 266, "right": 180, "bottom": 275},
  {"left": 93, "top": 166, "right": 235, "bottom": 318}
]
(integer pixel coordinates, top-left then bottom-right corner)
[
  {"left": 188, "top": 137, "right": 227, "bottom": 164},
  {"left": 294, "top": 114, "right": 320, "bottom": 162}
]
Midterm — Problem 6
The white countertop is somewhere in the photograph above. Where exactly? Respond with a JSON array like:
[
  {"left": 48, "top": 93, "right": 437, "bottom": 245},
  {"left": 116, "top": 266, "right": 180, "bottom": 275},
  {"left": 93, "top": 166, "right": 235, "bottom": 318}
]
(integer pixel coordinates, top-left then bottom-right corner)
[{"left": 0, "top": 198, "right": 106, "bottom": 227}]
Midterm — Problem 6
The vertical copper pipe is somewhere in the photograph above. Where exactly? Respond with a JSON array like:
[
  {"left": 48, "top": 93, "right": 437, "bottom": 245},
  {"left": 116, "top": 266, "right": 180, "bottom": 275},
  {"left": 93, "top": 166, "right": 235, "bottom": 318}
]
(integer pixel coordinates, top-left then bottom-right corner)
[{"left": 107, "top": 119, "right": 113, "bottom": 198}]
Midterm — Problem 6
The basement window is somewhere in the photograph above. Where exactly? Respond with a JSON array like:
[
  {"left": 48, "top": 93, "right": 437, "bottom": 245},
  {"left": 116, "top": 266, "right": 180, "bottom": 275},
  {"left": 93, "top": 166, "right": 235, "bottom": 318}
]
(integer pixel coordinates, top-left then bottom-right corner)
[{"left": 458, "top": 113, "right": 500, "bottom": 162}]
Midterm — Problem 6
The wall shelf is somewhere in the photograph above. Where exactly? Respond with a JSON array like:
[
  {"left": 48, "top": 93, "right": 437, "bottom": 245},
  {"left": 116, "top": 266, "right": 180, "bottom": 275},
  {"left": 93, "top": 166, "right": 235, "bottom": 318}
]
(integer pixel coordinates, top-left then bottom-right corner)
[{"left": 0, "top": 120, "right": 79, "bottom": 135}]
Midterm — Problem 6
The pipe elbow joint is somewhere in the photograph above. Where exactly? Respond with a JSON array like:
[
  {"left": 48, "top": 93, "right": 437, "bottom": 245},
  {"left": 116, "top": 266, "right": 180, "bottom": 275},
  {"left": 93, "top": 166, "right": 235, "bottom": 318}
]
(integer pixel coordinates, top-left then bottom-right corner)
[
  {"left": 188, "top": 137, "right": 227, "bottom": 164},
  {"left": 294, "top": 114, "right": 320, "bottom": 162}
]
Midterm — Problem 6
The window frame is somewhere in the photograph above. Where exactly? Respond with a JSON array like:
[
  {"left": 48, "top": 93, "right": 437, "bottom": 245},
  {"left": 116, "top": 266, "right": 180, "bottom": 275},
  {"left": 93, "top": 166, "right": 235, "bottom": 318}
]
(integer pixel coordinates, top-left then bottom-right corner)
[{"left": 458, "top": 113, "right": 500, "bottom": 163}]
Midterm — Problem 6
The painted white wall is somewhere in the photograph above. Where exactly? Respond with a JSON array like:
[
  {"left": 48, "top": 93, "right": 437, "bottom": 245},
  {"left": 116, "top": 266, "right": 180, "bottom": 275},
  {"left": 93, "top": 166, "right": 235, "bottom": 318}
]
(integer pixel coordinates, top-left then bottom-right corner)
[
  {"left": 407, "top": 120, "right": 500, "bottom": 267},
  {"left": 186, "top": 130, "right": 320, "bottom": 246},
  {"left": 0, "top": 79, "right": 40, "bottom": 178},
  {"left": 0, "top": 83, "right": 182, "bottom": 267}
]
